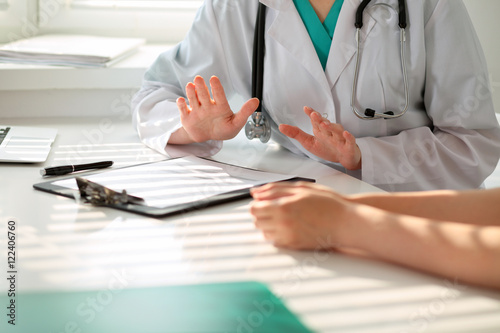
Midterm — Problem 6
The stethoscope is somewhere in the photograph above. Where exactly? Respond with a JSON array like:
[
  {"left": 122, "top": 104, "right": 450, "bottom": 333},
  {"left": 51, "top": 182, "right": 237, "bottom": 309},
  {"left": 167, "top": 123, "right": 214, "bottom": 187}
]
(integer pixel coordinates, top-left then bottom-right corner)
[
  {"left": 246, "top": 0, "right": 409, "bottom": 142},
  {"left": 245, "top": 3, "right": 271, "bottom": 143},
  {"left": 351, "top": 0, "right": 409, "bottom": 119}
]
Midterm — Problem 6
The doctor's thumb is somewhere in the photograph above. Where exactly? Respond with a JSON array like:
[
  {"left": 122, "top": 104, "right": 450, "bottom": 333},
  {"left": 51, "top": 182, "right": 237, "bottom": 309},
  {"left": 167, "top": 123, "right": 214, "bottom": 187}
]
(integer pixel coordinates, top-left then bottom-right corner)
[
  {"left": 231, "top": 98, "right": 260, "bottom": 130},
  {"left": 238, "top": 98, "right": 260, "bottom": 119}
]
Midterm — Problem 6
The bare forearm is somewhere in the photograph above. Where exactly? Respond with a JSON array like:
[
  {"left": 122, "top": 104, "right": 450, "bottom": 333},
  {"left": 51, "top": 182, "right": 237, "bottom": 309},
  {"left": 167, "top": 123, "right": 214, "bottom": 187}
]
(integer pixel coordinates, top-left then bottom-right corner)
[
  {"left": 346, "top": 188, "right": 500, "bottom": 225},
  {"left": 340, "top": 206, "right": 500, "bottom": 289}
]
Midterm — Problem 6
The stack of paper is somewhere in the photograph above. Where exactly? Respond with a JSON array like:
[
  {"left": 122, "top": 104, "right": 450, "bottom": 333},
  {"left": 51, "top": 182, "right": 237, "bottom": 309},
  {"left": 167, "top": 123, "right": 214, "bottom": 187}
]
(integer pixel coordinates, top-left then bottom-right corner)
[{"left": 0, "top": 34, "right": 145, "bottom": 68}]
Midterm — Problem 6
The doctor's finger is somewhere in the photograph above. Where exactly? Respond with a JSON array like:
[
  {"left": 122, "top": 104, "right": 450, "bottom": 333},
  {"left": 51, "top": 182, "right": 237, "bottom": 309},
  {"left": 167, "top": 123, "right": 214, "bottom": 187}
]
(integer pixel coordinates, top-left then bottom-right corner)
[
  {"left": 303, "top": 106, "right": 317, "bottom": 117},
  {"left": 319, "top": 121, "right": 345, "bottom": 140},
  {"left": 176, "top": 97, "right": 190, "bottom": 117},
  {"left": 279, "top": 124, "right": 308, "bottom": 140},
  {"left": 305, "top": 107, "right": 329, "bottom": 124},
  {"left": 343, "top": 131, "right": 358, "bottom": 151},
  {"left": 185, "top": 82, "right": 200, "bottom": 109},
  {"left": 304, "top": 107, "right": 319, "bottom": 121},
  {"left": 308, "top": 109, "right": 333, "bottom": 135},
  {"left": 193, "top": 76, "right": 212, "bottom": 106},
  {"left": 279, "top": 124, "right": 316, "bottom": 150},
  {"left": 209, "top": 76, "right": 229, "bottom": 107}
]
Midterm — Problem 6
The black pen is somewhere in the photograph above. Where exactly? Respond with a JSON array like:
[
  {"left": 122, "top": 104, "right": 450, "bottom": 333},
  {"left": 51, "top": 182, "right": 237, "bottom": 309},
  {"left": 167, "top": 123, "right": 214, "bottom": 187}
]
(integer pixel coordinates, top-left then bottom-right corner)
[{"left": 40, "top": 161, "right": 114, "bottom": 176}]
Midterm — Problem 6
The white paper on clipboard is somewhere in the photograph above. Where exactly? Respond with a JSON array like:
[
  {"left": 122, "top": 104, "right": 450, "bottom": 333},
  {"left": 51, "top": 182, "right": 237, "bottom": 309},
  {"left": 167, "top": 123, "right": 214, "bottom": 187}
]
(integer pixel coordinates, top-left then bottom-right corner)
[{"left": 51, "top": 156, "right": 297, "bottom": 209}]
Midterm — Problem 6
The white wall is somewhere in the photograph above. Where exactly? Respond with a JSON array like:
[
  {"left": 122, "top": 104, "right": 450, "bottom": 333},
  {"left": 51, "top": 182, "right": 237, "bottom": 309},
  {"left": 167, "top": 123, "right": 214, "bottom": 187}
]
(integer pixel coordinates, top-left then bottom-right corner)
[{"left": 463, "top": 0, "right": 500, "bottom": 112}]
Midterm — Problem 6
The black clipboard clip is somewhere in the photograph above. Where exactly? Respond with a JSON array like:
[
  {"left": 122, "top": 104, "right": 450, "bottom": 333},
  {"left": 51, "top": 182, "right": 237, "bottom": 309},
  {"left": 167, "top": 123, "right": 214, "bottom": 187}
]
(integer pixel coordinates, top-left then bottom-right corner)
[{"left": 75, "top": 177, "right": 145, "bottom": 206}]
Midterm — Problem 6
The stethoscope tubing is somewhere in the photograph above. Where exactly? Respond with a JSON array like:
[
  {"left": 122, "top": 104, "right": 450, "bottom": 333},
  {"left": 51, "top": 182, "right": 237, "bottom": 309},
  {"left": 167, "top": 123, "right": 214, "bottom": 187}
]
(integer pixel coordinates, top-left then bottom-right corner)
[
  {"left": 252, "top": 2, "right": 267, "bottom": 112},
  {"left": 350, "top": 27, "right": 409, "bottom": 120},
  {"left": 350, "top": 0, "right": 410, "bottom": 120},
  {"left": 246, "top": 2, "right": 272, "bottom": 143}
]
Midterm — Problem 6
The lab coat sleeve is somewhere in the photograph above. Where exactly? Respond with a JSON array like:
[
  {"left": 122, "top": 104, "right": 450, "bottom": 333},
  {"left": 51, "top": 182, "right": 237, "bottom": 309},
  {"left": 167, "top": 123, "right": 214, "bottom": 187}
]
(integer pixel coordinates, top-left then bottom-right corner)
[
  {"left": 357, "top": 0, "right": 500, "bottom": 191},
  {"left": 131, "top": 0, "right": 235, "bottom": 157}
]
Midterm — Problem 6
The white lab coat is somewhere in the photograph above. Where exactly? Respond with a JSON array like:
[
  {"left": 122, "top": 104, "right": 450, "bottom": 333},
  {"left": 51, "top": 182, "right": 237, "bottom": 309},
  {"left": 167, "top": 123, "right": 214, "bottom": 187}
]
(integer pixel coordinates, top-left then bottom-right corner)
[{"left": 132, "top": 0, "right": 500, "bottom": 192}]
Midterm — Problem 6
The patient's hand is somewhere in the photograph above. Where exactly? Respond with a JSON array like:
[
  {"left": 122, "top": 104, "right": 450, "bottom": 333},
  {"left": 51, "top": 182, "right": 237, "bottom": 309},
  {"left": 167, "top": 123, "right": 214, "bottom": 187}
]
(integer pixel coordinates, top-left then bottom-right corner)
[{"left": 250, "top": 182, "right": 353, "bottom": 250}]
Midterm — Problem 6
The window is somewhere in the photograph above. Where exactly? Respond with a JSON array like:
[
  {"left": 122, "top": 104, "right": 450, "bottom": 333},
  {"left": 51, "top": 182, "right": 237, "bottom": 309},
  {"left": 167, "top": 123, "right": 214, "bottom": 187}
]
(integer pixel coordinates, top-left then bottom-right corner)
[
  {"left": 37, "top": 0, "right": 203, "bottom": 43},
  {"left": 0, "top": 1, "right": 202, "bottom": 44}
]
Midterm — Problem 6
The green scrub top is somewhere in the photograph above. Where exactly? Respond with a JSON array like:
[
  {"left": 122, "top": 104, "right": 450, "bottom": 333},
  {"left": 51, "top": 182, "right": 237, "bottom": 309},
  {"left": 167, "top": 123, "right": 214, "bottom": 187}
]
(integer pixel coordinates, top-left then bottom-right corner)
[{"left": 293, "top": 0, "right": 345, "bottom": 70}]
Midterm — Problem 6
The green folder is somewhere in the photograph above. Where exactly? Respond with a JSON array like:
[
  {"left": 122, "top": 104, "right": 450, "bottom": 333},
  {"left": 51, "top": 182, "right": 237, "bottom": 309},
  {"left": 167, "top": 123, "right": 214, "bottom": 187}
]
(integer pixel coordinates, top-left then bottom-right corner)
[{"left": 1, "top": 281, "right": 313, "bottom": 332}]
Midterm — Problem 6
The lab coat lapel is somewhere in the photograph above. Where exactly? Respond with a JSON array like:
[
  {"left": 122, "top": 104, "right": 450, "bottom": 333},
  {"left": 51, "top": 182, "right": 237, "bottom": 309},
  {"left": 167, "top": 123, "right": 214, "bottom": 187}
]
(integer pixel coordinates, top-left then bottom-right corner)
[
  {"left": 264, "top": 0, "right": 332, "bottom": 97},
  {"left": 326, "top": 0, "right": 377, "bottom": 88}
]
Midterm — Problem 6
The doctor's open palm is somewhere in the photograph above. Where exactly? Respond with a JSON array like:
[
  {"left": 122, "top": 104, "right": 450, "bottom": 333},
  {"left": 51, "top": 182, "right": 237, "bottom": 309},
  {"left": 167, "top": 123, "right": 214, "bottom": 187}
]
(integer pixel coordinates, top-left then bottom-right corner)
[
  {"left": 173, "top": 76, "right": 259, "bottom": 143},
  {"left": 280, "top": 107, "right": 362, "bottom": 170}
]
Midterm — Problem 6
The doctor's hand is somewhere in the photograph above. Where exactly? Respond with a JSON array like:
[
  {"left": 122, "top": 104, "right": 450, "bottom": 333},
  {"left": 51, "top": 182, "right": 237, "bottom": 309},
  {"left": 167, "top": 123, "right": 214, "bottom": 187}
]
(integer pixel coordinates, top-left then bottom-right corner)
[
  {"left": 173, "top": 76, "right": 259, "bottom": 143},
  {"left": 250, "top": 182, "right": 352, "bottom": 250},
  {"left": 279, "top": 107, "right": 362, "bottom": 170}
]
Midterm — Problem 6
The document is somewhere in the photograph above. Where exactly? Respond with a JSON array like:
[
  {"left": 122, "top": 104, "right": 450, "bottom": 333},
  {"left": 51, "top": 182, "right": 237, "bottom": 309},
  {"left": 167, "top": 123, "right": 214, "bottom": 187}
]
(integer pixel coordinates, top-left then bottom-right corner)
[{"left": 0, "top": 34, "right": 145, "bottom": 67}]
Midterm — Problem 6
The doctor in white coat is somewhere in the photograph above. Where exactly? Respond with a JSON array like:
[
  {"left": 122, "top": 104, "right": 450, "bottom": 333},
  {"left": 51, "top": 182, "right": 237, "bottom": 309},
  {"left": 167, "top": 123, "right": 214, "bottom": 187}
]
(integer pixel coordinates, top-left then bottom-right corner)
[{"left": 132, "top": 0, "right": 500, "bottom": 192}]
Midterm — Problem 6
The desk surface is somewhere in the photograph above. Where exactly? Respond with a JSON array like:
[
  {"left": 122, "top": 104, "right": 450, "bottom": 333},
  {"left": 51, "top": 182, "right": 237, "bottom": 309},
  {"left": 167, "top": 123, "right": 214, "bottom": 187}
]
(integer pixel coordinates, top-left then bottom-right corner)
[{"left": 1, "top": 116, "right": 499, "bottom": 333}]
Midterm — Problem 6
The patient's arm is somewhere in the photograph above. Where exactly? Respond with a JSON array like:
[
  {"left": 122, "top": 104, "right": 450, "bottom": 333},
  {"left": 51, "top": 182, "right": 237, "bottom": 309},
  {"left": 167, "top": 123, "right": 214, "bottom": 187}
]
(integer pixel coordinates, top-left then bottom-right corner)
[
  {"left": 347, "top": 188, "right": 500, "bottom": 225},
  {"left": 342, "top": 203, "right": 500, "bottom": 289},
  {"left": 250, "top": 183, "right": 500, "bottom": 289}
]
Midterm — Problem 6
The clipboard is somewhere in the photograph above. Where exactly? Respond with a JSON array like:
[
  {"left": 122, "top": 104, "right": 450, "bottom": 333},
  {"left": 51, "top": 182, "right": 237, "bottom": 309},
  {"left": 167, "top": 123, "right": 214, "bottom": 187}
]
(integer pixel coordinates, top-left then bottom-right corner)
[{"left": 33, "top": 156, "right": 313, "bottom": 218}]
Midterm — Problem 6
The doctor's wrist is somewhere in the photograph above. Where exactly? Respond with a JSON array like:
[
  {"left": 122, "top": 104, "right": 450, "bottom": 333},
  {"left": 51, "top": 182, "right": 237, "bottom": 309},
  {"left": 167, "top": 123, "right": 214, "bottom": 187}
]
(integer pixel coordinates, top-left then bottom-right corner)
[
  {"left": 343, "top": 146, "right": 362, "bottom": 171},
  {"left": 352, "top": 158, "right": 362, "bottom": 170},
  {"left": 169, "top": 127, "right": 196, "bottom": 145}
]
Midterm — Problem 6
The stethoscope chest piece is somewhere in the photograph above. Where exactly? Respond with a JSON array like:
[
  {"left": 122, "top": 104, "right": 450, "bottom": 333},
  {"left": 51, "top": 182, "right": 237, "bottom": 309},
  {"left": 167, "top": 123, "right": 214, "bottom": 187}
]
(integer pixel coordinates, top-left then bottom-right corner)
[{"left": 245, "top": 111, "right": 271, "bottom": 143}]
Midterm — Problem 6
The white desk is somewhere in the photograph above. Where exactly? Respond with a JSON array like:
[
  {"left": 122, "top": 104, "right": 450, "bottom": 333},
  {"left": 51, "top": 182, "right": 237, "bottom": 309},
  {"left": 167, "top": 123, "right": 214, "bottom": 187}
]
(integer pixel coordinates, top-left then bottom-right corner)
[{"left": 1, "top": 116, "right": 500, "bottom": 333}]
